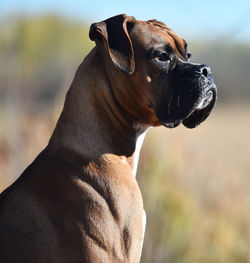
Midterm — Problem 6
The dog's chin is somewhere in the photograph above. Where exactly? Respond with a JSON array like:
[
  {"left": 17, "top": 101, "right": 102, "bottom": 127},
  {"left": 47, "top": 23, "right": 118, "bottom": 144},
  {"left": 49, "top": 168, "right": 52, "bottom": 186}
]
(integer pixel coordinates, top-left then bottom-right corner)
[
  {"left": 182, "top": 87, "right": 217, "bottom": 128},
  {"left": 161, "top": 120, "right": 182, "bottom": 128}
]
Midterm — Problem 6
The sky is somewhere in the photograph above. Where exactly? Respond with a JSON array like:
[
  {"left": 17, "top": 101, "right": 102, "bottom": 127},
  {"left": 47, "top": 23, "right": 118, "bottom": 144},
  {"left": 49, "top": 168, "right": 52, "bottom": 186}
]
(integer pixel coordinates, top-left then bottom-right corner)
[{"left": 1, "top": 0, "right": 250, "bottom": 42}]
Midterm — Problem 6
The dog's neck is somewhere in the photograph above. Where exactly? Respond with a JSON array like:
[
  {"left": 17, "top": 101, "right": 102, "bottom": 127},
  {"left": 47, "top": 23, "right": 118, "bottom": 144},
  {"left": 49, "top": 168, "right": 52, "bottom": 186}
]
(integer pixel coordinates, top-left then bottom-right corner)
[{"left": 48, "top": 48, "right": 147, "bottom": 175}]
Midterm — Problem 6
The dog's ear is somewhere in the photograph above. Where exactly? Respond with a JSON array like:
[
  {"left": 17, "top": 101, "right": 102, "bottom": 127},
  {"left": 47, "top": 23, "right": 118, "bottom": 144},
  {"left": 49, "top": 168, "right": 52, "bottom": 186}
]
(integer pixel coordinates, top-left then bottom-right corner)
[{"left": 89, "top": 14, "right": 136, "bottom": 74}]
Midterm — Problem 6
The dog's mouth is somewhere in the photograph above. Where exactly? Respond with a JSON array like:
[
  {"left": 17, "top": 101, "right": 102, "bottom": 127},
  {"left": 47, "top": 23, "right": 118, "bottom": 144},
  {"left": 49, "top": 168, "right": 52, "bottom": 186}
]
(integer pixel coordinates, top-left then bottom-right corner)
[
  {"left": 182, "top": 87, "right": 217, "bottom": 128},
  {"left": 162, "top": 87, "right": 217, "bottom": 129}
]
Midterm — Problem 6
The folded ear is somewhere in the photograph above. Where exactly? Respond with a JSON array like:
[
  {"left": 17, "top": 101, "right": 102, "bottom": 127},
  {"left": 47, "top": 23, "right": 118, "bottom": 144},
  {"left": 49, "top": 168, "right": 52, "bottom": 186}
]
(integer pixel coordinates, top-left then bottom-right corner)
[{"left": 89, "top": 14, "right": 136, "bottom": 74}]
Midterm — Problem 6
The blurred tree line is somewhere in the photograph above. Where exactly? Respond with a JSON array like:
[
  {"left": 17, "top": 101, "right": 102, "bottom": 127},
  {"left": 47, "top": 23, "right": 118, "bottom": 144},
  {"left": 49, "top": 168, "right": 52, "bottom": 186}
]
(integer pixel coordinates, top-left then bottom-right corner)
[
  {"left": 1, "top": 14, "right": 250, "bottom": 113},
  {"left": 0, "top": 14, "right": 93, "bottom": 113}
]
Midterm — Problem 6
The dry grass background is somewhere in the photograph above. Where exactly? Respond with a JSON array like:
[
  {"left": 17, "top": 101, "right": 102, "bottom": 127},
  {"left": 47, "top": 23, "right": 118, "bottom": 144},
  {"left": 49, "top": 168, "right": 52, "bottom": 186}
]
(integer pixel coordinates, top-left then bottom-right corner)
[
  {"left": 139, "top": 103, "right": 250, "bottom": 262},
  {"left": 1, "top": 102, "right": 250, "bottom": 262}
]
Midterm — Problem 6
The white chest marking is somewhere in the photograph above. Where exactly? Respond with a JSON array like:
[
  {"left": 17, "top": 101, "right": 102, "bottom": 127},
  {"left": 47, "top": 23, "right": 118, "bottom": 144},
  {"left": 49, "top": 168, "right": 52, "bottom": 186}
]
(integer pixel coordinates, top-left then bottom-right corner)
[
  {"left": 139, "top": 209, "right": 147, "bottom": 262},
  {"left": 133, "top": 130, "right": 147, "bottom": 177}
]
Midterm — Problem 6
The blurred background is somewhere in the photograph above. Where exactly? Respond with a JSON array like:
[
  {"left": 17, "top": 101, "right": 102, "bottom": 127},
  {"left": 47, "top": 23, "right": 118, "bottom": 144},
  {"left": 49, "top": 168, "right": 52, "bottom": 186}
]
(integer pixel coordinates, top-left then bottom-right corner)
[{"left": 1, "top": 1, "right": 250, "bottom": 262}]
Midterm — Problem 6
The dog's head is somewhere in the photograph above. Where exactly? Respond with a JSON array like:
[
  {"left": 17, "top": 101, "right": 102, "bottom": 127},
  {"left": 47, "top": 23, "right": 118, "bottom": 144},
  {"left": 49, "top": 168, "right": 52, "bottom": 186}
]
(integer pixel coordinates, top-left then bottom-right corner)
[{"left": 89, "top": 14, "right": 217, "bottom": 129}]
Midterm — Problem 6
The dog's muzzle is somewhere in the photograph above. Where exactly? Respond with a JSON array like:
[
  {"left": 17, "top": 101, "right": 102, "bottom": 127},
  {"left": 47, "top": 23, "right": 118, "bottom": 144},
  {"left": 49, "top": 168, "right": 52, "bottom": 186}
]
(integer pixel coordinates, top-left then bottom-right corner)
[
  {"left": 182, "top": 64, "right": 217, "bottom": 128},
  {"left": 158, "top": 63, "right": 217, "bottom": 129}
]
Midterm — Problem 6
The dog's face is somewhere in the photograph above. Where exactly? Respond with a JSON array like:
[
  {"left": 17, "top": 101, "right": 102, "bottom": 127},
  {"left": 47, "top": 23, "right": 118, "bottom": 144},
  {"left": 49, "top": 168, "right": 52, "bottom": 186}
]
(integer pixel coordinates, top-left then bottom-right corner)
[
  {"left": 90, "top": 14, "right": 217, "bottom": 129},
  {"left": 130, "top": 19, "right": 217, "bottom": 128}
]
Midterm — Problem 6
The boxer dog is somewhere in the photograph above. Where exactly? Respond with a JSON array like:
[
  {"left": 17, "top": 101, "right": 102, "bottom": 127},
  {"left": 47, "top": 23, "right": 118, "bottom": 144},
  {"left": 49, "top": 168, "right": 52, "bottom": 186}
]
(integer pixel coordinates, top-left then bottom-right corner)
[{"left": 0, "top": 14, "right": 217, "bottom": 262}]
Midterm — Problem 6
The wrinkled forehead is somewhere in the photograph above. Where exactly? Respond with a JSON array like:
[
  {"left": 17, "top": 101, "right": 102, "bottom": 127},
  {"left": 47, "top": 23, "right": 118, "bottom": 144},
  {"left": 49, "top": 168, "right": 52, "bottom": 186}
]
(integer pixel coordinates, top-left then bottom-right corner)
[{"left": 131, "top": 19, "right": 187, "bottom": 58}]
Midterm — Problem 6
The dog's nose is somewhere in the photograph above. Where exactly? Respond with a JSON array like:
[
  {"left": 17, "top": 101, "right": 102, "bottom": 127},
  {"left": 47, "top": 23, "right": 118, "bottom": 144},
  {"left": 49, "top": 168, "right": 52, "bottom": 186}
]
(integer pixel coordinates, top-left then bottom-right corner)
[{"left": 195, "top": 65, "right": 211, "bottom": 78}]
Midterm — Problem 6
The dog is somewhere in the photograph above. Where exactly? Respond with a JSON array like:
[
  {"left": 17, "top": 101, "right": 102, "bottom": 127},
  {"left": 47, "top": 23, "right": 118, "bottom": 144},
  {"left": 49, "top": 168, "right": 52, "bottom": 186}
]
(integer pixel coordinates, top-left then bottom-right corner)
[{"left": 0, "top": 14, "right": 217, "bottom": 263}]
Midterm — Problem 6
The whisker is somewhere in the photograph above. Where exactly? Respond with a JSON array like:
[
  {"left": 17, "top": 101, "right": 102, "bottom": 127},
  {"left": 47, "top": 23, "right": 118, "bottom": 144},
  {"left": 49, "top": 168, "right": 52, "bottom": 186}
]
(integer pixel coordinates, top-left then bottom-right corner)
[
  {"left": 168, "top": 95, "right": 173, "bottom": 114},
  {"left": 177, "top": 95, "right": 180, "bottom": 111}
]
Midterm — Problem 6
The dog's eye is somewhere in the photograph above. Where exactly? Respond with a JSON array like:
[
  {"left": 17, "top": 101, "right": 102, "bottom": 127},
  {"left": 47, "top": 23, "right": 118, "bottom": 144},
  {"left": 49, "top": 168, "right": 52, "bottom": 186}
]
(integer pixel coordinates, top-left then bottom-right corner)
[
  {"left": 150, "top": 50, "right": 172, "bottom": 72},
  {"left": 155, "top": 52, "right": 170, "bottom": 62}
]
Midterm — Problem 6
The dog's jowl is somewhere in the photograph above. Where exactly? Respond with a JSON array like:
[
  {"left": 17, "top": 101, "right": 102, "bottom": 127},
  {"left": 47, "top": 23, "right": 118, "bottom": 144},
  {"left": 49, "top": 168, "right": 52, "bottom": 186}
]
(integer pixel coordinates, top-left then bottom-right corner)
[{"left": 0, "top": 14, "right": 217, "bottom": 263}]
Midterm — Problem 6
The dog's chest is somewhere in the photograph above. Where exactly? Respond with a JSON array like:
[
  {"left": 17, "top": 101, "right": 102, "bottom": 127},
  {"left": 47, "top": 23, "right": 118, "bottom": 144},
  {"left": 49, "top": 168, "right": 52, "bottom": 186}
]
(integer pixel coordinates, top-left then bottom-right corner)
[{"left": 74, "top": 158, "right": 144, "bottom": 261}]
